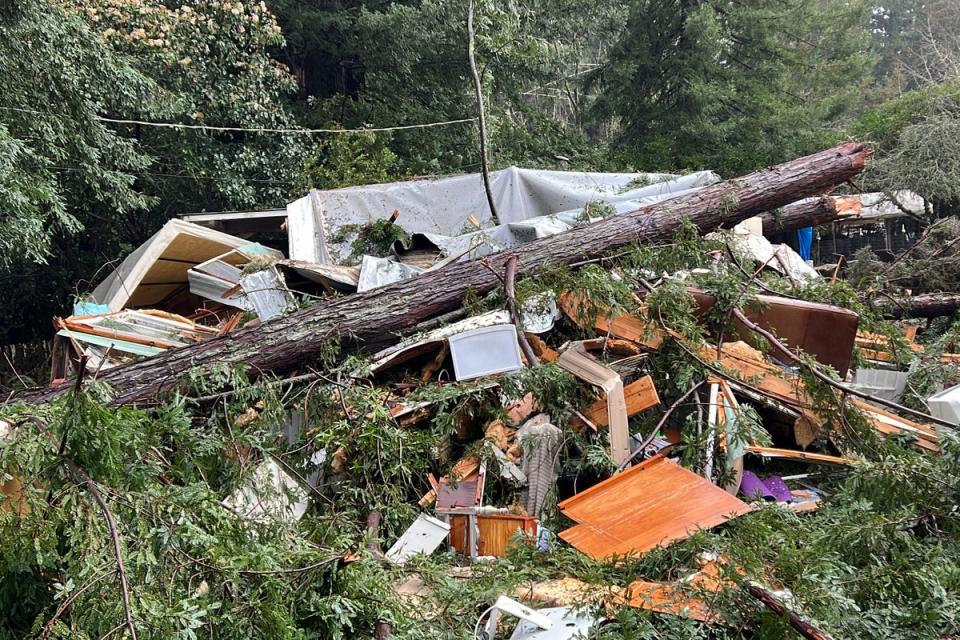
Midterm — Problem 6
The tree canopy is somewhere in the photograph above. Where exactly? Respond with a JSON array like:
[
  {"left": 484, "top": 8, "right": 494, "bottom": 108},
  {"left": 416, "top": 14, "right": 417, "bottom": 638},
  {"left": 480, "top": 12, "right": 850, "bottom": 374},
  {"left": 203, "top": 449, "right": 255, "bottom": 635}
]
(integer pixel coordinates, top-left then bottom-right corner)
[{"left": 3, "top": 1, "right": 960, "bottom": 638}]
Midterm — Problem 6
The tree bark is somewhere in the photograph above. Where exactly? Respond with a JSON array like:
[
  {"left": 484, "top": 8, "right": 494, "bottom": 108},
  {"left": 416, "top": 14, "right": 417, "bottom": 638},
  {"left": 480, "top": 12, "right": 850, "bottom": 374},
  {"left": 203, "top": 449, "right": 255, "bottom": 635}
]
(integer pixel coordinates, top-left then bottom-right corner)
[
  {"left": 366, "top": 509, "right": 382, "bottom": 554},
  {"left": 745, "top": 584, "right": 836, "bottom": 640},
  {"left": 877, "top": 292, "right": 960, "bottom": 319},
  {"left": 22, "top": 144, "right": 870, "bottom": 407},
  {"left": 755, "top": 196, "right": 842, "bottom": 236},
  {"left": 467, "top": 0, "right": 500, "bottom": 225}
]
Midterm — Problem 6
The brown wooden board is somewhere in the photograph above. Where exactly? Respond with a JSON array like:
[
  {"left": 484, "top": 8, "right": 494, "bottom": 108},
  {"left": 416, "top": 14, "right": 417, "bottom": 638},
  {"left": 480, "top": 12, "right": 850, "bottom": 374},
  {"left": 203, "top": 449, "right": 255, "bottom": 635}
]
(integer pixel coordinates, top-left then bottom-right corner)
[
  {"left": 581, "top": 375, "right": 660, "bottom": 428},
  {"left": 558, "top": 456, "right": 752, "bottom": 559}
]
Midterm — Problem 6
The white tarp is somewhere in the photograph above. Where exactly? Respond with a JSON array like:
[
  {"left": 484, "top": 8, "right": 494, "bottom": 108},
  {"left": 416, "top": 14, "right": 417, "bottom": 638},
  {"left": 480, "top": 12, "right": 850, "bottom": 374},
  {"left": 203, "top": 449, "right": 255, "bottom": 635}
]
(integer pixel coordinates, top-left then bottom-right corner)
[
  {"left": 846, "top": 190, "right": 925, "bottom": 222},
  {"left": 287, "top": 166, "right": 720, "bottom": 264}
]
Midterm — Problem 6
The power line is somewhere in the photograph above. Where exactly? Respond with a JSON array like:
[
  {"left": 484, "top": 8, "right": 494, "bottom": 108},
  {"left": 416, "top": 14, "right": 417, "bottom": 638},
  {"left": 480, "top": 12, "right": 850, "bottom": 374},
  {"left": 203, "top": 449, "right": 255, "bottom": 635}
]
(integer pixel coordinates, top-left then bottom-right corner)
[
  {"left": 50, "top": 165, "right": 293, "bottom": 185},
  {"left": 0, "top": 106, "right": 476, "bottom": 134},
  {"left": 97, "top": 115, "right": 477, "bottom": 134}
]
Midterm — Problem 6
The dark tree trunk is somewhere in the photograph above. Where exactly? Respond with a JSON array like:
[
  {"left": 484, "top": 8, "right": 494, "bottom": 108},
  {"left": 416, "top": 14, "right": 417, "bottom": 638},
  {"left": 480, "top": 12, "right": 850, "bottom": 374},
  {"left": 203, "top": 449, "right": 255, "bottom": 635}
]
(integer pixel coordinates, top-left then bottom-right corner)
[
  {"left": 756, "top": 196, "right": 842, "bottom": 236},
  {"left": 22, "top": 144, "right": 869, "bottom": 407},
  {"left": 878, "top": 292, "right": 960, "bottom": 319}
]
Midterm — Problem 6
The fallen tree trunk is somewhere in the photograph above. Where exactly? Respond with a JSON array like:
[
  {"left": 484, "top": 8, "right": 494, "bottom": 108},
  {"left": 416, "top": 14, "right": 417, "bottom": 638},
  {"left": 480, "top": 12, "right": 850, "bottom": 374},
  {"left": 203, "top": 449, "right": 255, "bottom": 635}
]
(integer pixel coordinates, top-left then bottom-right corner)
[
  {"left": 22, "top": 143, "right": 870, "bottom": 406},
  {"left": 877, "top": 292, "right": 960, "bottom": 319},
  {"left": 756, "top": 196, "right": 843, "bottom": 236}
]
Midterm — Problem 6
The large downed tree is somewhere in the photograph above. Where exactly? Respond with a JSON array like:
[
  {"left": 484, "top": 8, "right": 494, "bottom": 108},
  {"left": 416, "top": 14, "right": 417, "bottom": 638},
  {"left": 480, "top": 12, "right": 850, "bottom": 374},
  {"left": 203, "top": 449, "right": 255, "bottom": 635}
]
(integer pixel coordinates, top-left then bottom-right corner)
[
  {"left": 23, "top": 143, "right": 870, "bottom": 406},
  {"left": 757, "top": 196, "right": 847, "bottom": 236},
  {"left": 878, "top": 292, "right": 960, "bottom": 319}
]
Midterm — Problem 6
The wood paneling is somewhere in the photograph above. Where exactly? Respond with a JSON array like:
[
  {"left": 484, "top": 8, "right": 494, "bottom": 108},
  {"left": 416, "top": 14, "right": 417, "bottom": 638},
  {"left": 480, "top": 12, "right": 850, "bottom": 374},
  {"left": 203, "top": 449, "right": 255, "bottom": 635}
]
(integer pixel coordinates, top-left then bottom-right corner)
[{"left": 558, "top": 456, "right": 751, "bottom": 559}]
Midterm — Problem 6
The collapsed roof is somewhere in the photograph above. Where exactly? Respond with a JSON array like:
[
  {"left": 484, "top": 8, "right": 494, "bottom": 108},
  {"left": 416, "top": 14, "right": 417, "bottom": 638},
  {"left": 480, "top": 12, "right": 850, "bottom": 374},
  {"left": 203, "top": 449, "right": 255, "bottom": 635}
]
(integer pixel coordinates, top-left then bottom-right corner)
[{"left": 91, "top": 219, "right": 282, "bottom": 313}]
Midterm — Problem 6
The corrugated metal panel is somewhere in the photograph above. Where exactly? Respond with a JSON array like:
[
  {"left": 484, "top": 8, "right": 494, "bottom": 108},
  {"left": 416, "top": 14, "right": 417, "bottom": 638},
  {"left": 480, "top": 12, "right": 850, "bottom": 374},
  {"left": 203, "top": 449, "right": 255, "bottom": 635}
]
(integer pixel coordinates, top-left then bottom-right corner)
[
  {"left": 57, "top": 329, "right": 165, "bottom": 357},
  {"left": 558, "top": 456, "right": 751, "bottom": 559}
]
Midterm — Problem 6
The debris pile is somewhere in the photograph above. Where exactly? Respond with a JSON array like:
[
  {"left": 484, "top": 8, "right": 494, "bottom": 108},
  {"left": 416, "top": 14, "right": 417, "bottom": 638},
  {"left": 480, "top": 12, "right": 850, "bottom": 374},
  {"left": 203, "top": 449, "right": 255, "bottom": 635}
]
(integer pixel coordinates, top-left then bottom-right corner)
[{"left": 5, "top": 144, "right": 960, "bottom": 638}]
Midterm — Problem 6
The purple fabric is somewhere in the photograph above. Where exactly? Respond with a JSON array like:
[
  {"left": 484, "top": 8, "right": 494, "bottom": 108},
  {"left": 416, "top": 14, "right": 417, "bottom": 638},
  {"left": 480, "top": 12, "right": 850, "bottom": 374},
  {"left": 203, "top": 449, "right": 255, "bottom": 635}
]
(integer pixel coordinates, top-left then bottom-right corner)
[
  {"left": 740, "top": 471, "right": 793, "bottom": 502},
  {"left": 740, "top": 471, "right": 774, "bottom": 500},
  {"left": 762, "top": 475, "right": 794, "bottom": 502}
]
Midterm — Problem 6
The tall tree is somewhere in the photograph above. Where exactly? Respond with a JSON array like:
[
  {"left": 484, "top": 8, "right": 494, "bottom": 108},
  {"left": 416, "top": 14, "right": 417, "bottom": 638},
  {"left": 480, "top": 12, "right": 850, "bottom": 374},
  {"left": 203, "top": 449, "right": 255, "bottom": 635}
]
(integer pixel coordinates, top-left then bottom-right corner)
[
  {"left": 0, "top": 0, "right": 158, "bottom": 345},
  {"left": 592, "top": 0, "right": 875, "bottom": 175},
  {"left": 1, "top": 1, "right": 309, "bottom": 347},
  {"left": 79, "top": 0, "right": 308, "bottom": 213}
]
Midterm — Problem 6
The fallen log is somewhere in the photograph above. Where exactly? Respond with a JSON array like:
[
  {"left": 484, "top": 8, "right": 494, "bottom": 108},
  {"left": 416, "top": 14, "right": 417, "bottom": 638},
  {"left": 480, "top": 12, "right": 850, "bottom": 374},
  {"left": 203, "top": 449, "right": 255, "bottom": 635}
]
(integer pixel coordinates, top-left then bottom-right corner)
[
  {"left": 22, "top": 143, "right": 870, "bottom": 406},
  {"left": 877, "top": 292, "right": 960, "bottom": 319},
  {"left": 753, "top": 196, "right": 842, "bottom": 236}
]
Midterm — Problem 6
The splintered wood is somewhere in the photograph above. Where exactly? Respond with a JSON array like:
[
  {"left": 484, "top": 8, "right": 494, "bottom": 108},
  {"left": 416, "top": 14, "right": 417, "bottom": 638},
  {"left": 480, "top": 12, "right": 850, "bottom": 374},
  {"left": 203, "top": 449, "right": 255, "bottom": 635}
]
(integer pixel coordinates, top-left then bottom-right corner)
[
  {"left": 706, "top": 341, "right": 939, "bottom": 454},
  {"left": 559, "top": 292, "right": 665, "bottom": 349},
  {"left": 619, "top": 560, "right": 731, "bottom": 623}
]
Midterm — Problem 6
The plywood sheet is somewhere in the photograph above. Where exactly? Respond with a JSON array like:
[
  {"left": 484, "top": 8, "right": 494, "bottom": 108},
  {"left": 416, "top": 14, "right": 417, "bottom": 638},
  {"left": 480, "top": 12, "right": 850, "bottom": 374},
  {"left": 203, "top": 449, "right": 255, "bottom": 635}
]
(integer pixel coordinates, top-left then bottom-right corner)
[
  {"left": 692, "top": 291, "right": 860, "bottom": 377},
  {"left": 702, "top": 340, "right": 939, "bottom": 453},
  {"left": 559, "top": 293, "right": 664, "bottom": 349},
  {"left": 583, "top": 375, "right": 660, "bottom": 428},
  {"left": 619, "top": 561, "right": 728, "bottom": 623},
  {"left": 558, "top": 456, "right": 751, "bottom": 559}
]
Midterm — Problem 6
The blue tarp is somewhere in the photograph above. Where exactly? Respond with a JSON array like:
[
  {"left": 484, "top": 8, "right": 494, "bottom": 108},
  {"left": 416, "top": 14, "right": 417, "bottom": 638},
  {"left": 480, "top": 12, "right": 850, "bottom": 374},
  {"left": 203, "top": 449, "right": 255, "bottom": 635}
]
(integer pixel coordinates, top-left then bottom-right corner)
[{"left": 796, "top": 226, "right": 814, "bottom": 261}]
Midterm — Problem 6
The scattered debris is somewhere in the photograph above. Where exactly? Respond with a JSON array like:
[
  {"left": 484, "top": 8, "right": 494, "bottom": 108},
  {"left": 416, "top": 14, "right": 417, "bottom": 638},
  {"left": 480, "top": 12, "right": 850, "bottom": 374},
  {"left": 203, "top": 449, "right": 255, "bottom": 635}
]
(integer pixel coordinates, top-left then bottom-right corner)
[
  {"left": 222, "top": 459, "right": 309, "bottom": 524},
  {"left": 480, "top": 595, "right": 554, "bottom": 640},
  {"left": 928, "top": 383, "right": 960, "bottom": 425},
  {"left": 15, "top": 146, "right": 960, "bottom": 638},
  {"left": 558, "top": 343, "right": 636, "bottom": 466},
  {"left": 517, "top": 415, "right": 562, "bottom": 518},
  {"left": 385, "top": 513, "right": 451, "bottom": 565},
  {"left": 619, "top": 557, "right": 731, "bottom": 624},
  {"left": 91, "top": 219, "right": 282, "bottom": 313},
  {"left": 507, "top": 606, "right": 599, "bottom": 640},
  {"left": 449, "top": 324, "right": 524, "bottom": 381}
]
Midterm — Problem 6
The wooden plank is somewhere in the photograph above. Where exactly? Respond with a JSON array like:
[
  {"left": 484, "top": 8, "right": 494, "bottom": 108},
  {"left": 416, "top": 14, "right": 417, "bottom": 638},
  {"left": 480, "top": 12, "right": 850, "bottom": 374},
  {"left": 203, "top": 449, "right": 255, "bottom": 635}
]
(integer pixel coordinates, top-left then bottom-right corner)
[
  {"left": 701, "top": 340, "right": 939, "bottom": 453},
  {"left": 581, "top": 376, "right": 660, "bottom": 428},
  {"left": 559, "top": 345, "right": 632, "bottom": 466},
  {"left": 559, "top": 293, "right": 665, "bottom": 349},
  {"left": 475, "top": 513, "right": 537, "bottom": 557},
  {"left": 524, "top": 333, "right": 558, "bottom": 362},
  {"left": 558, "top": 456, "right": 752, "bottom": 559},
  {"left": 744, "top": 446, "right": 855, "bottom": 465},
  {"left": 619, "top": 561, "right": 728, "bottom": 623}
]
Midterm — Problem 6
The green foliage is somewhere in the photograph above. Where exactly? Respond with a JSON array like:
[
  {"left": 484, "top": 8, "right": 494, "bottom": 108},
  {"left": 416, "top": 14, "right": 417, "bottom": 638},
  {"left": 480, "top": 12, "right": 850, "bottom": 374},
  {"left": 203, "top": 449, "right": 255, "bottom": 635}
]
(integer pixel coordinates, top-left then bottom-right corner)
[
  {"left": 852, "top": 79, "right": 960, "bottom": 151},
  {"left": 330, "top": 218, "right": 411, "bottom": 264},
  {"left": 1, "top": 0, "right": 307, "bottom": 345},
  {"left": 577, "top": 201, "right": 616, "bottom": 223},
  {"left": 851, "top": 62, "right": 960, "bottom": 206},
  {"left": 81, "top": 0, "right": 307, "bottom": 210},
  {"left": 593, "top": 0, "right": 875, "bottom": 176},
  {"left": 500, "top": 363, "right": 583, "bottom": 423},
  {"left": 0, "top": 0, "right": 153, "bottom": 268},
  {"left": 847, "top": 218, "right": 960, "bottom": 294},
  {"left": 298, "top": 128, "right": 400, "bottom": 191}
]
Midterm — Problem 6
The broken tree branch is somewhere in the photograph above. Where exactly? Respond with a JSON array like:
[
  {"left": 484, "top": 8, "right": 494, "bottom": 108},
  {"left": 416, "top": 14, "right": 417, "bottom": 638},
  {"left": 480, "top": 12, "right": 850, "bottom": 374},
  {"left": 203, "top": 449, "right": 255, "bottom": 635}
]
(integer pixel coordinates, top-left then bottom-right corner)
[
  {"left": 755, "top": 196, "right": 842, "bottom": 236},
  {"left": 618, "top": 380, "right": 706, "bottom": 472},
  {"left": 504, "top": 255, "right": 539, "bottom": 366},
  {"left": 22, "top": 143, "right": 871, "bottom": 407},
  {"left": 744, "top": 583, "right": 836, "bottom": 640},
  {"left": 467, "top": 0, "right": 500, "bottom": 225},
  {"left": 875, "top": 291, "right": 960, "bottom": 319},
  {"left": 23, "top": 416, "right": 139, "bottom": 640},
  {"left": 67, "top": 460, "right": 139, "bottom": 640}
]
